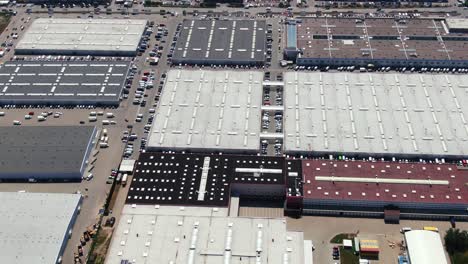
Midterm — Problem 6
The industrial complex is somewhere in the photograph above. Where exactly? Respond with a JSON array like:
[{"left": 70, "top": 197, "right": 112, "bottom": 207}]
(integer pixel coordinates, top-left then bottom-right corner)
[
  {"left": 0, "top": 192, "right": 82, "bottom": 264},
  {"left": 0, "top": 126, "right": 96, "bottom": 182},
  {"left": 283, "top": 72, "right": 468, "bottom": 158},
  {"left": 172, "top": 19, "right": 267, "bottom": 66},
  {"left": 0, "top": 3, "right": 466, "bottom": 264},
  {"left": 147, "top": 69, "right": 264, "bottom": 153},
  {"left": 285, "top": 17, "right": 468, "bottom": 68},
  {"left": 16, "top": 18, "right": 148, "bottom": 56},
  {"left": 0, "top": 61, "right": 131, "bottom": 106}
]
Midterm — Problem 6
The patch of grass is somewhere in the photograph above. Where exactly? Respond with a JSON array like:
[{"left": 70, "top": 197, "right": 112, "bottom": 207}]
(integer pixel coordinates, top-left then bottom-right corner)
[
  {"left": 0, "top": 13, "right": 11, "bottom": 35},
  {"left": 340, "top": 247, "right": 359, "bottom": 264},
  {"left": 330, "top": 233, "right": 356, "bottom": 244}
]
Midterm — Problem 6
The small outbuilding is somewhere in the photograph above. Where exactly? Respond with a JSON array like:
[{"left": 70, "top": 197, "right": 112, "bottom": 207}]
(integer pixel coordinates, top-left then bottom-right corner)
[{"left": 404, "top": 230, "right": 448, "bottom": 264}]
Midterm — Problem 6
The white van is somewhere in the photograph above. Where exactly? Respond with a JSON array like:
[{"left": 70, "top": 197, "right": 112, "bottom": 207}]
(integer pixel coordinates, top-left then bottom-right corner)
[
  {"left": 106, "top": 113, "right": 114, "bottom": 118},
  {"left": 102, "top": 120, "right": 110, "bottom": 125}
]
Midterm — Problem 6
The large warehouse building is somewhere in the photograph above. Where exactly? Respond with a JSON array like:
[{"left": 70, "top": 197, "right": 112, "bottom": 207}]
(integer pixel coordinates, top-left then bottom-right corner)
[
  {"left": 106, "top": 205, "right": 307, "bottom": 264},
  {"left": 0, "top": 192, "right": 82, "bottom": 264},
  {"left": 16, "top": 18, "right": 147, "bottom": 56},
  {"left": 285, "top": 17, "right": 468, "bottom": 68},
  {"left": 126, "top": 152, "right": 287, "bottom": 206},
  {"left": 301, "top": 159, "right": 468, "bottom": 220},
  {"left": 0, "top": 61, "right": 131, "bottom": 106},
  {"left": 283, "top": 72, "right": 468, "bottom": 159},
  {"left": 0, "top": 126, "right": 96, "bottom": 182},
  {"left": 147, "top": 69, "right": 263, "bottom": 153},
  {"left": 172, "top": 19, "right": 266, "bottom": 66}
]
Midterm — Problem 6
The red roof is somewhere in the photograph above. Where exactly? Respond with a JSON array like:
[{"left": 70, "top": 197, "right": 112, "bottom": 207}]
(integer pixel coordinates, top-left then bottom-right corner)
[{"left": 302, "top": 160, "right": 468, "bottom": 205}]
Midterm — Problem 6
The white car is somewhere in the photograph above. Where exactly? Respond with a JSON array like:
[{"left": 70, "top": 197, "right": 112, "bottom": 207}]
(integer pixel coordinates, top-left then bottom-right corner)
[{"left": 86, "top": 173, "right": 94, "bottom": 181}]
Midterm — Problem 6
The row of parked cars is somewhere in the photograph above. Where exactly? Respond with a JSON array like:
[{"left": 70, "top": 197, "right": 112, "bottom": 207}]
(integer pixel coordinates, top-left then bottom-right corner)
[
  {"left": 166, "top": 23, "right": 181, "bottom": 65},
  {"left": 133, "top": 70, "right": 155, "bottom": 106}
]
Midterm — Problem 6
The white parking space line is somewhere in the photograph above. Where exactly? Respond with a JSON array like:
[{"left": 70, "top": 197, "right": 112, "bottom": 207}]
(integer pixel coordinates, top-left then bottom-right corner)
[
  {"left": 54, "top": 93, "right": 74, "bottom": 96},
  {"left": 86, "top": 73, "right": 105, "bottom": 76},
  {"left": 39, "top": 73, "right": 58, "bottom": 76},
  {"left": 63, "top": 73, "right": 83, "bottom": 76},
  {"left": 16, "top": 73, "right": 36, "bottom": 76}
]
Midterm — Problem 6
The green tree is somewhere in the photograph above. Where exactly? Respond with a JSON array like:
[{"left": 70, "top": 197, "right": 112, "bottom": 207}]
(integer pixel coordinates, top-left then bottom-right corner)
[{"left": 444, "top": 228, "right": 468, "bottom": 256}]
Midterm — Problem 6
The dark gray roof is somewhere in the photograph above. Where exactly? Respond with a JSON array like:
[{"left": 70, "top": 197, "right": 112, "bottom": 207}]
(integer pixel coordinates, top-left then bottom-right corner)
[
  {"left": 173, "top": 19, "right": 266, "bottom": 65},
  {"left": 0, "top": 126, "right": 96, "bottom": 181},
  {"left": 0, "top": 61, "right": 130, "bottom": 106}
]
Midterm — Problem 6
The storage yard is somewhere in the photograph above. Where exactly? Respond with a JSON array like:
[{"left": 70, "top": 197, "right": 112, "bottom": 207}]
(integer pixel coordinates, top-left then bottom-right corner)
[
  {"left": 172, "top": 19, "right": 267, "bottom": 66},
  {"left": 283, "top": 72, "right": 468, "bottom": 158},
  {"left": 0, "top": 192, "right": 82, "bottom": 264},
  {"left": 0, "top": 125, "right": 96, "bottom": 182},
  {"left": 286, "top": 17, "right": 468, "bottom": 68},
  {"left": 16, "top": 18, "right": 147, "bottom": 56},
  {"left": 147, "top": 69, "right": 264, "bottom": 153},
  {"left": 0, "top": 61, "right": 131, "bottom": 106}
]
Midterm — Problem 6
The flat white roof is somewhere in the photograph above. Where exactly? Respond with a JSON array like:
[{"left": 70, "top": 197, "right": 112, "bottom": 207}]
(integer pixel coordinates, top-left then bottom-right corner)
[
  {"left": 119, "top": 159, "right": 136, "bottom": 173},
  {"left": 0, "top": 192, "right": 82, "bottom": 264},
  {"left": 405, "top": 230, "right": 448, "bottom": 264},
  {"left": 284, "top": 72, "right": 468, "bottom": 157},
  {"left": 106, "top": 205, "right": 304, "bottom": 264},
  {"left": 17, "top": 18, "right": 147, "bottom": 53},
  {"left": 148, "top": 70, "right": 263, "bottom": 152},
  {"left": 446, "top": 18, "right": 468, "bottom": 30}
]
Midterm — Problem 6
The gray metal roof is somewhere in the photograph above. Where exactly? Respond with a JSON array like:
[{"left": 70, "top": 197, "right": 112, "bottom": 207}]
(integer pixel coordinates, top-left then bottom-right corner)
[
  {"left": 283, "top": 72, "right": 468, "bottom": 157},
  {"left": 0, "top": 61, "right": 130, "bottom": 105},
  {"left": 147, "top": 69, "right": 263, "bottom": 152},
  {"left": 0, "top": 192, "right": 82, "bottom": 264},
  {"left": 0, "top": 125, "right": 96, "bottom": 181},
  {"left": 16, "top": 18, "right": 147, "bottom": 54},
  {"left": 173, "top": 19, "right": 266, "bottom": 65},
  {"left": 106, "top": 205, "right": 305, "bottom": 264}
]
